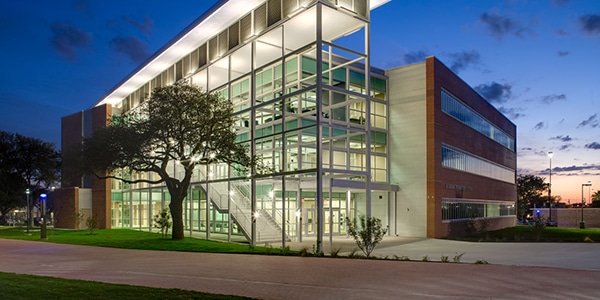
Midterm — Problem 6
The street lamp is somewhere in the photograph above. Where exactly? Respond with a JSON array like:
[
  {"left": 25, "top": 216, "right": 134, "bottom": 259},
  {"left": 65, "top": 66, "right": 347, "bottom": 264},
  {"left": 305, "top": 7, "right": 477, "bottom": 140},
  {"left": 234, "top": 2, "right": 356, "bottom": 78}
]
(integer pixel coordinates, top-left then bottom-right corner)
[
  {"left": 25, "top": 188, "right": 30, "bottom": 235},
  {"left": 40, "top": 193, "right": 47, "bottom": 239},
  {"left": 581, "top": 182, "right": 592, "bottom": 229},
  {"left": 547, "top": 151, "right": 553, "bottom": 221}
]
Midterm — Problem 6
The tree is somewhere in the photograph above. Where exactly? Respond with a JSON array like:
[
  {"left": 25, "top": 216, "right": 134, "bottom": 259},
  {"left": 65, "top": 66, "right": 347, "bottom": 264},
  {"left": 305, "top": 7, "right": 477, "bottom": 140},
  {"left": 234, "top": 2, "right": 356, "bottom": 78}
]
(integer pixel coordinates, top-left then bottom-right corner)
[
  {"left": 81, "top": 82, "right": 259, "bottom": 240},
  {"left": 591, "top": 191, "right": 600, "bottom": 208},
  {"left": 517, "top": 174, "right": 548, "bottom": 219},
  {"left": 0, "top": 131, "right": 61, "bottom": 218},
  {"left": 345, "top": 216, "right": 387, "bottom": 258}
]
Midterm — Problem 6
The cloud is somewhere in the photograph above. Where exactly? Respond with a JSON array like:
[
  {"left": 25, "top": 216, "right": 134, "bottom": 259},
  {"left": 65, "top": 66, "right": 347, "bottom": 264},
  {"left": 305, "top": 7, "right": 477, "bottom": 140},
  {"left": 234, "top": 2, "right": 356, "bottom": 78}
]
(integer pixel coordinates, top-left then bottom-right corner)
[
  {"left": 403, "top": 50, "right": 429, "bottom": 64},
  {"left": 550, "top": 135, "right": 572, "bottom": 142},
  {"left": 552, "top": 164, "right": 600, "bottom": 173},
  {"left": 577, "top": 114, "right": 599, "bottom": 128},
  {"left": 123, "top": 15, "right": 154, "bottom": 35},
  {"left": 498, "top": 107, "right": 524, "bottom": 119},
  {"left": 474, "top": 81, "right": 512, "bottom": 103},
  {"left": 50, "top": 22, "right": 91, "bottom": 61},
  {"left": 585, "top": 142, "right": 600, "bottom": 150},
  {"left": 533, "top": 122, "right": 545, "bottom": 130},
  {"left": 541, "top": 94, "right": 567, "bottom": 104},
  {"left": 579, "top": 13, "right": 600, "bottom": 35},
  {"left": 447, "top": 50, "right": 481, "bottom": 73},
  {"left": 479, "top": 12, "right": 530, "bottom": 39},
  {"left": 557, "top": 51, "right": 570, "bottom": 56},
  {"left": 558, "top": 144, "right": 572, "bottom": 151},
  {"left": 109, "top": 36, "right": 149, "bottom": 64}
]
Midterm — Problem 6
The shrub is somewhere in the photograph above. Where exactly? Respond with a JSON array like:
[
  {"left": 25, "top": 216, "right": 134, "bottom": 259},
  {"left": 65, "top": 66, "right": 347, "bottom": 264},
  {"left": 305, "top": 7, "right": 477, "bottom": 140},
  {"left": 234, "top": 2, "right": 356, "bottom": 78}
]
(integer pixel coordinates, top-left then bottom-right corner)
[
  {"left": 299, "top": 247, "right": 310, "bottom": 257},
  {"left": 345, "top": 216, "right": 387, "bottom": 258},
  {"left": 394, "top": 255, "right": 410, "bottom": 261},
  {"left": 466, "top": 217, "right": 489, "bottom": 241},
  {"left": 330, "top": 247, "right": 342, "bottom": 257},
  {"left": 85, "top": 215, "right": 97, "bottom": 235},
  {"left": 152, "top": 208, "right": 172, "bottom": 239},
  {"left": 531, "top": 215, "right": 547, "bottom": 241},
  {"left": 453, "top": 252, "right": 465, "bottom": 263}
]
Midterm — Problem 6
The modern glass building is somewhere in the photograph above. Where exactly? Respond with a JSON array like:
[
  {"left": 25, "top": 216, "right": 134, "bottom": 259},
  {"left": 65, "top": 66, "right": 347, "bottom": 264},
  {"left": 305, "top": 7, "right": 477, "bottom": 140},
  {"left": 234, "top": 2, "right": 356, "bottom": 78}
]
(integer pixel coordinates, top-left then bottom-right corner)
[{"left": 57, "top": 0, "right": 517, "bottom": 248}]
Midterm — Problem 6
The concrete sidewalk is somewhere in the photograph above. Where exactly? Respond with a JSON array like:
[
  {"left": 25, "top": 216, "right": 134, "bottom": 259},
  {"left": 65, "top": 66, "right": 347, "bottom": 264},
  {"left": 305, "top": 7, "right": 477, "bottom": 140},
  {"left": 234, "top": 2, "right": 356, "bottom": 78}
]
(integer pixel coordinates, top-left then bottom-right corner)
[{"left": 286, "top": 236, "right": 600, "bottom": 270}]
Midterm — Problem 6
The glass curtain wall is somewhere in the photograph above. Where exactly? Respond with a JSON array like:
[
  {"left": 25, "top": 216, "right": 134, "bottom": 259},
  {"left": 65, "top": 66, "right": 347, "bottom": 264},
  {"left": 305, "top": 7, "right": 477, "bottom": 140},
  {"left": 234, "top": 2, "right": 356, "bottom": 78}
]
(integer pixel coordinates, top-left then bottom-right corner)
[{"left": 110, "top": 1, "right": 388, "bottom": 248}]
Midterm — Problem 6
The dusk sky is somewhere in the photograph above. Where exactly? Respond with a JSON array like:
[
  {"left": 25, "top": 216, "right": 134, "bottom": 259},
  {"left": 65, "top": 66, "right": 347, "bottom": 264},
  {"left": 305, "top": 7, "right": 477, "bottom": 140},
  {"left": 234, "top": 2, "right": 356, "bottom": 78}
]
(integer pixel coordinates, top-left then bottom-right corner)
[{"left": 1, "top": 0, "right": 598, "bottom": 202}]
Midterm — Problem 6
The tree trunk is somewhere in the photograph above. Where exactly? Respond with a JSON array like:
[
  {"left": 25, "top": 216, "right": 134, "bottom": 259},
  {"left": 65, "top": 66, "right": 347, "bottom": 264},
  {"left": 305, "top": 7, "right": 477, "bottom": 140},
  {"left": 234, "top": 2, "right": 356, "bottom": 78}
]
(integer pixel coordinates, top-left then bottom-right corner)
[{"left": 169, "top": 197, "right": 185, "bottom": 240}]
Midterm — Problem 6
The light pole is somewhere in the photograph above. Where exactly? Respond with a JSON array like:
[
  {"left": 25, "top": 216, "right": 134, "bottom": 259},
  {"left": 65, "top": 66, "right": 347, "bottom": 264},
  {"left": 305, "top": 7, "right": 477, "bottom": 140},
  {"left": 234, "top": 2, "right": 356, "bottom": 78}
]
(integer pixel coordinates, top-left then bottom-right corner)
[
  {"left": 40, "top": 193, "right": 47, "bottom": 239},
  {"left": 25, "top": 188, "right": 30, "bottom": 235},
  {"left": 547, "top": 151, "right": 553, "bottom": 221},
  {"left": 581, "top": 182, "right": 592, "bottom": 229}
]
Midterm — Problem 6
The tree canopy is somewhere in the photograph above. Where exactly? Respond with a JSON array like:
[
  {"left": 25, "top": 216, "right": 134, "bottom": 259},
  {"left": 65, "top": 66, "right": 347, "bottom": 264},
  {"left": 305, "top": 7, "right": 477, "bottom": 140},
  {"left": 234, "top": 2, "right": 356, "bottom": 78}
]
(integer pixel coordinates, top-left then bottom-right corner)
[
  {"left": 516, "top": 174, "right": 549, "bottom": 219},
  {"left": 0, "top": 131, "right": 61, "bottom": 216},
  {"left": 82, "top": 82, "right": 260, "bottom": 239}
]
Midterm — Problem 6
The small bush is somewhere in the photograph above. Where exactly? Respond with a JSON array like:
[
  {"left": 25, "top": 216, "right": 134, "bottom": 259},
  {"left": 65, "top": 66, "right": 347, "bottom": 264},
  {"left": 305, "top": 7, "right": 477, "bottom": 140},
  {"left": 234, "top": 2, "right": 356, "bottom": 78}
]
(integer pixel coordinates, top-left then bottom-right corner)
[
  {"left": 73, "top": 211, "right": 84, "bottom": 231},
  {"left": 330, "top": 247, "right": 342, "bottom": 257},
  {"left": 422, "top": 255, "right": 429, "bottom": 262},
  {"left": 531, "top": 215, "right": 547, "bottom": 241},
  {"left": 394, "top": 255, "right": 410, "bottom": 261},
  {"left": 85, "top": 215, "right": 97, "bottom": 235},
  {"left": 466, "top": 218, "right": 489, "bottom": 241},
  {"left": 348, "top": 249, "right": 362, "bottom": 259},
  {"left": 346, "top": 216, "right": 387, "bottom": 258},
  {"left": 152, "top": 208, "right": 172, "bottom": 239},
  {"left": 264, "top": 243, "right": 273, "bottom": 255},
  {"left": 299, "top": 247, "right": 310, "bottom": 257},
  {"left": 474, "top": 260, "right": 489, "bottom": 265},
  {"left": 440, "top": 255, "right": 449, "bottom": 263},
  {"left": 453, "top": 252, "right": 465, "bottom": 263}
]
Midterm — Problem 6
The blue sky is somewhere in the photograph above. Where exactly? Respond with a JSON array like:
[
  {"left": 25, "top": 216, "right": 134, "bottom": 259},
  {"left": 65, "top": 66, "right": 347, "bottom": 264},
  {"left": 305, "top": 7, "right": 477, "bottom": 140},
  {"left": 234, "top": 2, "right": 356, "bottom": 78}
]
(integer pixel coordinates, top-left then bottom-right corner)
[{"left": 1, "top": 0, "right": 598, "bottom": 201}]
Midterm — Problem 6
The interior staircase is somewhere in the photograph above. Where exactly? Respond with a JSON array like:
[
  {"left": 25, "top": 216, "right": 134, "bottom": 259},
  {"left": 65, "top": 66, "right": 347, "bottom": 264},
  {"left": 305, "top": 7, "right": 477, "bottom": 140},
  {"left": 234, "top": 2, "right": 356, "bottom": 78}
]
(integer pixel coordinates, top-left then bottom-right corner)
[{"left": 195, "top": 168, "right": 287, "bottom": 244}]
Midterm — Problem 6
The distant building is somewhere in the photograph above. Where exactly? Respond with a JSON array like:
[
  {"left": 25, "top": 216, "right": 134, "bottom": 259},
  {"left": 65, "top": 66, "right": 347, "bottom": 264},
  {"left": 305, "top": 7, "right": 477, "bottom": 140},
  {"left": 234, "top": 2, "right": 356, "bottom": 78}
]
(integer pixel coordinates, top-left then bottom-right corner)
[{"left": 56, "top": 0, "right": 516, "bottom": 245}]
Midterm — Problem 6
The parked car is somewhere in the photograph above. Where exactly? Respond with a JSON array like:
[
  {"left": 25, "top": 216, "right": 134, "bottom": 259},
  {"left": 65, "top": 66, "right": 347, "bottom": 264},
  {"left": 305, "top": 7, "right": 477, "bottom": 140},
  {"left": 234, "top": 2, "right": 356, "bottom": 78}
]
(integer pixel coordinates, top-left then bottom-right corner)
[
  {"left": 33, "top": 217, "right": 52, "bottom": 226},
  {"left": 0, "top": 215, "right": 15, "bottom": 225},
  {"left": 517, "top": 218, "right": 536, "bottom": 225}
]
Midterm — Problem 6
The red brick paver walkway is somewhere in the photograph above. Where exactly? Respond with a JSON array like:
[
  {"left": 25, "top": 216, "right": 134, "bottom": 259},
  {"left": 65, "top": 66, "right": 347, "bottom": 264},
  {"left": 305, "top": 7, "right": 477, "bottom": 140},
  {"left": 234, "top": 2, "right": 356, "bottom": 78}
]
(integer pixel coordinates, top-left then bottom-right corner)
[{"left": 1, "top": 239, "right": 599, "bottom": 299}]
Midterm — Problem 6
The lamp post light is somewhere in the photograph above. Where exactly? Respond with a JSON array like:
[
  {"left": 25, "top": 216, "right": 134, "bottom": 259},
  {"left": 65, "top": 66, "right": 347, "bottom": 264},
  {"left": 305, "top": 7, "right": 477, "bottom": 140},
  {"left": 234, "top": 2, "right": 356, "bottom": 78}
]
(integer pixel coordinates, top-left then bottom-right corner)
[
  {"left": 581, "top": 182, "right": 592, "bottom": 229},
  {"left": 40, "top": 193, "right": 47, "bottom": 239},
  {"left": 25, "top": 188, "right": 30, "bottom": 235},
  {"left": 547, "top": 151, "right": 553, "bottom": 221}
]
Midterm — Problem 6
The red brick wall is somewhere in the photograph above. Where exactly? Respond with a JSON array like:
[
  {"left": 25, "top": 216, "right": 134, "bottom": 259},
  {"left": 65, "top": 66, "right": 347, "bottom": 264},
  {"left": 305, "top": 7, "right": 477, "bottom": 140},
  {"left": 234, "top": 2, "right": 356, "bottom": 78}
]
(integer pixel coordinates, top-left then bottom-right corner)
[
  {"left": 53, "top": 187, "right": 79, "bottom": 229},
  {"left": 426, "top": 57, "right": 517, "bottom": 238},
  {"left": 59, "top": 104, "right": 112, "bottom": 229},
  {"left": 91, "top": 104, "right": 112, "bottom": 229},
  {"left": 61, "top": 112, "right": 83, "bottom": 188}
]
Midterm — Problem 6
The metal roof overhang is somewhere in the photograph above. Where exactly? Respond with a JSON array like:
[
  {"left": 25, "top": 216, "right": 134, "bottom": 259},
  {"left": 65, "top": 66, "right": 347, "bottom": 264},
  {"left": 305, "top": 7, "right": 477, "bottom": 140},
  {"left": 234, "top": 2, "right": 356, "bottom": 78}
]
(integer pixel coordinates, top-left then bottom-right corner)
[{"left": 94, "top": 0, "right": 391, "bottom": 108}]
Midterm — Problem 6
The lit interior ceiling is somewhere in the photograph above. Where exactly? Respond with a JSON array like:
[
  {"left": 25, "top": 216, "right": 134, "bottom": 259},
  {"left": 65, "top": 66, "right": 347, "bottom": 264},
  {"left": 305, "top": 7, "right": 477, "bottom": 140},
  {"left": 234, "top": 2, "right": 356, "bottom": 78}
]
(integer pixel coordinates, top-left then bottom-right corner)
[{"left": 95, "top": 0, "right": 391, "bottom": 108}]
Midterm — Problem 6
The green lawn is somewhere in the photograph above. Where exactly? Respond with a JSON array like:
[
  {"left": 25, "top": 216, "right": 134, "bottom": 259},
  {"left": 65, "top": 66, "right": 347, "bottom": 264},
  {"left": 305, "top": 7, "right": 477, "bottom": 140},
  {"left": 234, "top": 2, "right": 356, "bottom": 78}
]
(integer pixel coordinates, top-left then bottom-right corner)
[
  {"left": 0, "top": 272, "right": 252, "bottom": 300},
  {"left": 463, "top": 225, "right": 600, "bottom": 242},
  {"left": 0, "top": 226, "right": 294, "bottom": 255}
]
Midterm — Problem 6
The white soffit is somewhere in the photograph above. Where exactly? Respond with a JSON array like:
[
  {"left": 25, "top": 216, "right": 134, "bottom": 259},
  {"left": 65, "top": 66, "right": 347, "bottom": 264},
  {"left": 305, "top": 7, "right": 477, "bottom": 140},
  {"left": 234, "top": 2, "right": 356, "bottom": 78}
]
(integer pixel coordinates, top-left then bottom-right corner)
[{"left": 95, "top": 0, "right": 392, "bottom": 108}]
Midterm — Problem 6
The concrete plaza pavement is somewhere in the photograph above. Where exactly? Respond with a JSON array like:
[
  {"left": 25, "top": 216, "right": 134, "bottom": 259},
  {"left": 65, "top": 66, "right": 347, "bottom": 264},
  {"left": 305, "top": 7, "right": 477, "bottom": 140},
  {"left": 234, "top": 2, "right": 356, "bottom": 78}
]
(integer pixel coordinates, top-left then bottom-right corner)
[
  {"left": 1, "top": 237, "right": 600, "bottom": 299},
  {"left": 287, "top": 236, "right": 600, "bottom": 270}
]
